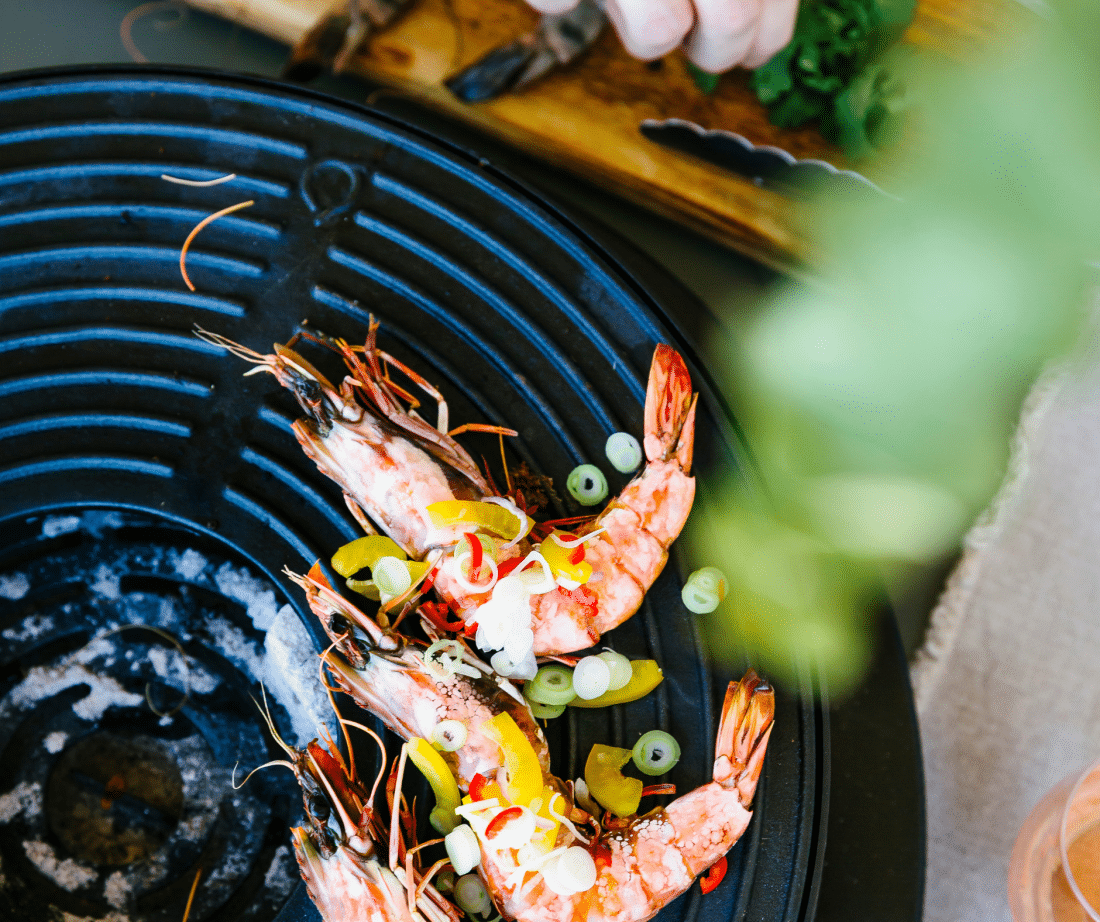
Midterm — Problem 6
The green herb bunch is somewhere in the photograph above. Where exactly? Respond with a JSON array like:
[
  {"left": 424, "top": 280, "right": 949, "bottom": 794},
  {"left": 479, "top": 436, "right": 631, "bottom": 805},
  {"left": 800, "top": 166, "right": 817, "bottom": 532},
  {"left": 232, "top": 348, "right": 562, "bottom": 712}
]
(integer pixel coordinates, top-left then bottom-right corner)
[{"left": 749, "top": 0, "right": 917, "bottom": 157}]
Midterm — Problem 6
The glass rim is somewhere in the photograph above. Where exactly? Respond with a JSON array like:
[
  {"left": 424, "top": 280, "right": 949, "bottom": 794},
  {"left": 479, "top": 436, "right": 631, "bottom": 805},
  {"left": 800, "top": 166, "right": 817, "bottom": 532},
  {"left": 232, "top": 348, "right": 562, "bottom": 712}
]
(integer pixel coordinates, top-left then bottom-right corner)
[{"left": 1059, "top": 758, "right": 1100, "bottom": 921}]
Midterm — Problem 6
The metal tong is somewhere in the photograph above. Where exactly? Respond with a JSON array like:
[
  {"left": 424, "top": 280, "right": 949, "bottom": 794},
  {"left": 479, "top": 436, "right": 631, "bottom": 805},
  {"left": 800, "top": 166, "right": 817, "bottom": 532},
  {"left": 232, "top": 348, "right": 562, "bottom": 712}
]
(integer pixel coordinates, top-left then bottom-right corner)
[
  {"left": 445, "top": 0, "right": 607, "bottom": 102},
  {"left": 282, "top": 0, "right": 417, "bottom": 81}
]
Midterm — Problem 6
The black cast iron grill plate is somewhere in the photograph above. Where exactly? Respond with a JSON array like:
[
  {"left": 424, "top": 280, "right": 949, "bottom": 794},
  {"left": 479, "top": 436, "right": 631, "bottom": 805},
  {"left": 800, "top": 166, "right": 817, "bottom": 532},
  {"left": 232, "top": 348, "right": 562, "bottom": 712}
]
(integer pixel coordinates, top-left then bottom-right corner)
[{"left": 0, "top": 68, "right": 823, "bottom": 922}]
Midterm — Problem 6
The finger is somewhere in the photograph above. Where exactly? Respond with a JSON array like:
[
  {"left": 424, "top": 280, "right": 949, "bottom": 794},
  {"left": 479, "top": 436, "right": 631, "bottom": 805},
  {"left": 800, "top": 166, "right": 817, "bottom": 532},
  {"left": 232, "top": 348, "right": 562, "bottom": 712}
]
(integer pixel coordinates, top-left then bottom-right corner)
[
  {"left": 606, "top": 0, "right": 695, "bottom": 61},
  {"left": 524, "top": 0, "right": 582, "bottom": 12},
  {"left": 741, "top": 0, "right": 799, "bottom": 69},
  {"left": 683, "top": 0, "right": 761, "bottom": 73}
]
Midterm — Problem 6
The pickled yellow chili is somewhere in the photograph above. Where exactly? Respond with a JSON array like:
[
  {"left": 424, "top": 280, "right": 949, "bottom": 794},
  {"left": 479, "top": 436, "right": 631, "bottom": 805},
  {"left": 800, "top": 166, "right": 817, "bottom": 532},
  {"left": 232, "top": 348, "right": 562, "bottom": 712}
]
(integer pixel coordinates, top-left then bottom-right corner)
[
  {"left": 407, "top": 737, "right": 462, "bottom": 834},
  {"left": 538, "top": 532, "right": 593, "bottom": 585},
  {"left": 331, "top": 535, "right": 406, "bottom": 576},
  {"left": 568, "top": 660, "right": 663, "bottom": 708},
  {"left": 480, "top": 713, "right": 542, "bottom": 807},
  {"left": 426, "top": 500, "right": 534, "bottom": 542},
  {"left": 585, "top": 744, "right": 642, "bottom": 818}
]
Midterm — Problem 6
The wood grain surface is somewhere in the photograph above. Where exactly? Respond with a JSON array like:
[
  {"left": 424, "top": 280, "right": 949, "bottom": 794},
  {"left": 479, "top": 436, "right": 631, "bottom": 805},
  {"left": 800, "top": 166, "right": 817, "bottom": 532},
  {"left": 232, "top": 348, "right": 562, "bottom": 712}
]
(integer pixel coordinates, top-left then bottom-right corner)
[{"left": 188, "top": 0, "right": 1020, "bottom": 268}]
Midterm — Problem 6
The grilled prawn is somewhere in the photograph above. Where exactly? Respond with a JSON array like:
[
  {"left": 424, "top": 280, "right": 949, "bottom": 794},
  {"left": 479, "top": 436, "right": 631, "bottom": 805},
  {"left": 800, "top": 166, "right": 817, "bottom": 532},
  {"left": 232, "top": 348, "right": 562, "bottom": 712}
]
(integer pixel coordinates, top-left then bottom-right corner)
[
  {"left": 202, "top": 322, "right": 696, "bottom": 655},
  {"left": 291, "top": 565, "right": 551, "bottom": 791},
  {"left": 473, "top": 672, "right": 774, "bottom": 922},
  {"left": 260, "top": 713, "right": 459, "bottom": 922}
]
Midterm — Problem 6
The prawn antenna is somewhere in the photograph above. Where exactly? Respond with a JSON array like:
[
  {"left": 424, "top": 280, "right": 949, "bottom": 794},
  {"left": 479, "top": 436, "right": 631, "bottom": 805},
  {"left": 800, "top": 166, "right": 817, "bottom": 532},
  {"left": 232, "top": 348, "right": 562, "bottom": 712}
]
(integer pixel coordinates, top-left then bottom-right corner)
[
  {"left": 317, "top": 644, "right": 357, "bottom": 781},
  {"left": 231, "top": 758, "right": 296, "bottom": 790},
  {"left": 335, "top": 717, "right": 389, "bottom": 809},
  {"left": 251, "top": 684, "right": 295, "bottom": 759},
  {"left": 194, "top": 326, "right": 271, "bottom": 366}
]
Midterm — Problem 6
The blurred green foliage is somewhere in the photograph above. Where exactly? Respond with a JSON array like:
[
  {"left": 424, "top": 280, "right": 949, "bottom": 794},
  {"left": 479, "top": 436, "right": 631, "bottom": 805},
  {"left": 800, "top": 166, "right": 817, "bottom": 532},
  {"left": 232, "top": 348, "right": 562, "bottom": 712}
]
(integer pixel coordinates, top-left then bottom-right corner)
[{"left": 696, "top": 1, "right": 1100, "bottom": 695}]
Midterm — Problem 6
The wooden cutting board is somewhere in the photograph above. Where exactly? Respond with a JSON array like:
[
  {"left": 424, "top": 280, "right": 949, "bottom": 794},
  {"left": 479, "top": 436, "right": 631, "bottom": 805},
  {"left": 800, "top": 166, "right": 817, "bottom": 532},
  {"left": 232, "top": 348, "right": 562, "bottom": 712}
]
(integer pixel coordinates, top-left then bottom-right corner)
[{"left": 187, "top": 0, "right": 1017, "bottom": 269}]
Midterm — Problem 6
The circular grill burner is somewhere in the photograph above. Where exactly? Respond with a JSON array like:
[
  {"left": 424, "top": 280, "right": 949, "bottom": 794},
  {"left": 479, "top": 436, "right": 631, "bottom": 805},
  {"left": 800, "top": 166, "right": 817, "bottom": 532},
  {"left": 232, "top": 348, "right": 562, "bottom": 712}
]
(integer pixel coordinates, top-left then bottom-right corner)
[
  {"left": 0, "top": 511, "right": 305, "bottom": 922},
  {"left": 0, "top": 68, "right": 825, "bottom": 922},
  {"left": 47, "top": 731, "right": 185, "bottom": 866}
]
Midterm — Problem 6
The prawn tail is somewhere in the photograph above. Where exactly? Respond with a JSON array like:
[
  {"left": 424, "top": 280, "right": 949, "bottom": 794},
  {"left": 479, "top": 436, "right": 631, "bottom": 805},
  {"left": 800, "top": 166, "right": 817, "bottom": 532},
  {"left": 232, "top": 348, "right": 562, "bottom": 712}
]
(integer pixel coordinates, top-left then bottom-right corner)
[
  {"left": 643, "top": 345, "right": 697, "bottom": 472},
  {"left": 712, "top": 670, "right": 775, "bottom": 806}
]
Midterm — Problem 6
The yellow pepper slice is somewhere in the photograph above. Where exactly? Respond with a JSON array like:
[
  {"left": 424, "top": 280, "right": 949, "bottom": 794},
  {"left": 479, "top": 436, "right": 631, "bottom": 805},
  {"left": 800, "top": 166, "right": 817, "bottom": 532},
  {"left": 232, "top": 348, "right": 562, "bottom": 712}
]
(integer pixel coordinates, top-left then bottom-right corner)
[
  {"left": 480, "top": 713, "right": 543, "bottom": 808},
  {"left": 332, "top": 536, "right": 406, "bottom": 577},
  {"left": 568, "top": 660, "right": 664, "bottom": 708},
  {"left": 585, "top": 744, "right": 642, "bottom": 818},
  {"left": 334, "top": 539, "right": 433, "bottom": 601},
  {"left": 407, "top": 737, "right": 462, "bottom": 834},
  {"left": 405, "top": 559, "right": 434, "bottom": 584},
  {"left": 529, "top": 786, "right": 564, "bottom": 853},
  {"left": 538, "top": 532, "right": 593, "bottom": 585},
  {"left": 426, "top": 501, "right": 534, "bottom": 542}
]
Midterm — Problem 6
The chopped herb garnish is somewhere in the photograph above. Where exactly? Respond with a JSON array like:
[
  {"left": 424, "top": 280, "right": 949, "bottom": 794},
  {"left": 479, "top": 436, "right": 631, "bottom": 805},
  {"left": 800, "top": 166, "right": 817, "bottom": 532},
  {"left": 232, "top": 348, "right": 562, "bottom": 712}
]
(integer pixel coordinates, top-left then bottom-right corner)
[
  {"left": 750, "top": 0, "right": 917, "bottom": 158},
  {"left": 687, "top": 61, "right": 721, "bottom": 95}
]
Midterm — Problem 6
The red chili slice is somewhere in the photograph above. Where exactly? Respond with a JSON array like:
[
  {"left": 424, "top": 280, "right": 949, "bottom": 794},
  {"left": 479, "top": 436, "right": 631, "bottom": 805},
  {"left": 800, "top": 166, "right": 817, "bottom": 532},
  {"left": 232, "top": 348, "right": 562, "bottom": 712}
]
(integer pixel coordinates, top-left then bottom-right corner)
[
  {"left": 462, "top": 619, "right": 479, "bottom": 638},
  {"left": 700, "top": 856, "right": 727, "bottom": 895},
  {"left": 421, "top": 601, "right": 464, "bottom": 632},
  {"left": 485, "top": 806, "right": 523, "bottom": 839},
  {"left": 496, "top": 556, "right": 522, "bottom": 579},
  {"left": 469, "top": 773, "right": 488, "bottom": 801},
  {"left": 420, "top": 565, "right": 438, "bottom": 594},
  {"left": 640, "top": 784, "right": 676, "bottom": 798},
  {"left": 464, "top": 532, "right": 482, "bottom": 580},
  {"left": 568, "top": 543, "right": 585, "bottom": 566},
  {"left": 592, "top": 840, "right": 613, "bottom": 872}
]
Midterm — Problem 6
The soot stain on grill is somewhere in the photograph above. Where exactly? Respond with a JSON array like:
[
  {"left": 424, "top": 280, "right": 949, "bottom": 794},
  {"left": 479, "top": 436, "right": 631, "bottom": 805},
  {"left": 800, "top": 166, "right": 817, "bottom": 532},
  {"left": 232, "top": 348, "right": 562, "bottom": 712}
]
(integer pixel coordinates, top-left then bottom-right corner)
[{"left": 0, "top": 510, "right": 313, "bottom": 921}]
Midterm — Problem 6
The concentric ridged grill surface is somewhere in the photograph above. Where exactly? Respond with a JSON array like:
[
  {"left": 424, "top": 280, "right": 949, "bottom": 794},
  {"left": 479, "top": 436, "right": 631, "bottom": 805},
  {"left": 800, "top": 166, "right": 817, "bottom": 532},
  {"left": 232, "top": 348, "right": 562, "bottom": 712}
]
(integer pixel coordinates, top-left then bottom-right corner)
[{"left": 0, "top": 70, "right": 820, "bottom": 922}]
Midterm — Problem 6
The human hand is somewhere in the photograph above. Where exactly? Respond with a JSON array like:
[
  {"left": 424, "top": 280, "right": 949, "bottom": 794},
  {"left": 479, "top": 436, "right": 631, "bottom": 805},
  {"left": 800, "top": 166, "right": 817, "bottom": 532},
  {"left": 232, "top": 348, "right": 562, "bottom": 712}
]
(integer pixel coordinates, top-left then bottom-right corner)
[{"left": 524, "top": 0, "right": 799, "bottom": 72}]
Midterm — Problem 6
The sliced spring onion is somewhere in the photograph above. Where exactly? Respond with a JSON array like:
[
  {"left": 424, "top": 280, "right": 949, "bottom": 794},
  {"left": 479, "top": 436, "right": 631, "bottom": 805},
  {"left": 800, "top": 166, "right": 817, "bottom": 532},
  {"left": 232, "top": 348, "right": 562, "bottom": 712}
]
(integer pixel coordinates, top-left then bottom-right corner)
[
  {"left": 451, "top": 549, "right": 499, "bottom": 594},
  {"left": 597, "top": 650, "right": 632, "bottom": 692},
  {"left": 454, "top": 873, "right": 492, "bottom": 916},
  {"left": 569, "top": 659, "right": 663, "bottom": 708},
  {"left": 566, "top": 464, "right": 609, "bottom": 506},
  {"left": 490, "top": 573, "right": 529, "bottom": 606},
  {"left": 473, "top": 597, "right": 518, "bottom": 652},
  {"left": 539, "top": 852, "right": 575, "bottom": 896},
  {"left": 372, "top": 556, "right": 413, "bottom": 598},
  {"left": 407, "top": 738, "right": 462, "bottom": 834},
  {"left": 492, "top": 649, "right": 537, "bottom": 681},
  {"left": 631, "top": 730, "right": 681, "bottom": 776},
  {"left": 445, "top": 827, "right": 481, "bottom": 877},
  {"left": 331, "top": 535, "right": 406, "bottom": 577},
  {"left": 491, "top": 650, "right": 519, "bottom": 677},
  {"left": 526, "top": 665, "right": 577, "bottom": 706},
  {"left": 681, "top": 566, "right": 728, "bottom": 614},
  {"left": 572, "top": 656, "right": 611, "bottom": 700},
  {"left": 585, "top": 744, "right": 642, "bottom": 818},
  {"left": 459, "top": 532, "right": 497, "bottom": 566},
  {"left": 512, "top": 551, "right": 556, "bottom": 595},
  {"left": 435, "top": 869, "right": 456, "bottom": 894},
  {"left": 550, "top": 846, "right": 597, "bottom": 894},
  {"left": 605, "top": 432, "right": 643, "bottom": 473},
  {"left": 525, "top": 697, "right": 566, "bottom": 720},
  {"left": 503, "top": 626, "right": 535, "bottom": 665},
  {"left": 431, "top": 719, "right": 468, "bottom": 752},
  {"left": 548, "top": 530, "right": 602, "bottom": 549},
  {"left": 425, "top": 639, "right": 481, "bottom": 680},
  {"left": 454, "top": 798, "right": 501, "bottom": 821}
]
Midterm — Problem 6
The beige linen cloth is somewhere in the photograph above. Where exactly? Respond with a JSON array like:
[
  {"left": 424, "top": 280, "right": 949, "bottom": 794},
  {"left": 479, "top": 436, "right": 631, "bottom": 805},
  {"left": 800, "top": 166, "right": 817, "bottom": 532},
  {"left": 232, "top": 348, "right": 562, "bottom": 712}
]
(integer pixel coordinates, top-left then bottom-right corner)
[{"left": 912, "top": 349, "right": 1100, "bottom": 920}]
